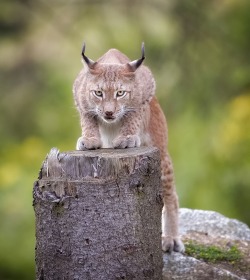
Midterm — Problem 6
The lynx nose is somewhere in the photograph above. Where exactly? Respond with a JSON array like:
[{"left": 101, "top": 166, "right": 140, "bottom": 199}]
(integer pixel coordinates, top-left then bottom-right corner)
[{"left": 105, "top": 111, "right": 114, "bottom": 118}]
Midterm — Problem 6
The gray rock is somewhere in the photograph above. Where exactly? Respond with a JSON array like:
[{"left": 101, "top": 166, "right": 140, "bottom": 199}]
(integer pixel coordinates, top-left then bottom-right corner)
[
  {"left": 163, "top": 208, "right": 250, "bottom": 280},
  {"left": 179, "top": 208, "right": 250, "bottom": 241},
  {"left": 163, "top": 253, "right": 243, "bottom": 280}
]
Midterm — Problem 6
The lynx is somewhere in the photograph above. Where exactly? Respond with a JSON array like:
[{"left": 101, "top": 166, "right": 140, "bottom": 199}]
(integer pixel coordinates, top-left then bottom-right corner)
[{"left": 73, "top": 43, "right": 184, "bottom": 253}]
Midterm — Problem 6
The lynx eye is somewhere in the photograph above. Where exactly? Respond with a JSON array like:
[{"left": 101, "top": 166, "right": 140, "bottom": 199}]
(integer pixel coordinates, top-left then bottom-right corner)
[
  {"left": 116, "top": 90, "right": 126, "bottom": 98},
  {"left": 93, "top": 90, "right": 103, "bottom": 98}
]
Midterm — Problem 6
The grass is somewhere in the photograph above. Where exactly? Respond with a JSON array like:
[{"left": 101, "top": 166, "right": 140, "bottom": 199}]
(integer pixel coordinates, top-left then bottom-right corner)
[{"left": 185, "top": 241, "right": 242, "bottom": 264}]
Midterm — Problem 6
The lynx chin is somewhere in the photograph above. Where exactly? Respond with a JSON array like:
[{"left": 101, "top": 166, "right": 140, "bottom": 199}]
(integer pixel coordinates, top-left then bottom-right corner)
[{"left": 73, "top": 42, "right": 184, "bottom": 253}]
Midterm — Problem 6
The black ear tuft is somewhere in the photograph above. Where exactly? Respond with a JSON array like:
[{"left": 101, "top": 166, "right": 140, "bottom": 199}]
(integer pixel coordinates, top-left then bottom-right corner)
[
  {"left": 81, "top": 42, "right": 97, "bottom": 69},
  {"left": 127, "top": 42, "right": 145, "bottom": 72}
]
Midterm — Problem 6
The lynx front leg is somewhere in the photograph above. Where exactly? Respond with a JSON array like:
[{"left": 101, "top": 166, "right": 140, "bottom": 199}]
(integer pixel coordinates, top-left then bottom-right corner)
[
  {"left": 76, "top": 115, "right": 102, "bottom": 150},
  {"left": 161, "top": 154, "right": 185, "bottom": 253},
  {"left": 113, "top": 111, "right": 141, "bottom": 148}
]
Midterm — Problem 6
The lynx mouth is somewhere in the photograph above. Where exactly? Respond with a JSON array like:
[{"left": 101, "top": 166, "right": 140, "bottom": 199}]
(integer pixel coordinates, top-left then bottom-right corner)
[
  {"left": 103, "top": 116, "right": 116, "bottom": 123},
  {"left": 104, "top": 116, "right": 115, "bottom": 120}
]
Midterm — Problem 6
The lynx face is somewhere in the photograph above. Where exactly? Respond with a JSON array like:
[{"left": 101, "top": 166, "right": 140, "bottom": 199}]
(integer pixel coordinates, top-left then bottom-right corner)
[{"left": 84, "top": 66, "right": 135, "bottom": 124}]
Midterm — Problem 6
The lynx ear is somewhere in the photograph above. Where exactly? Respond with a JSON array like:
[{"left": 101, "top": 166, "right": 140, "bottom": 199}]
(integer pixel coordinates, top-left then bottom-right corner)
[
  {"left": 127, "top": 42, "right": 145, "bottom": 72},
  {"left": 81, "top": 43, "right": 97, "bottom": 70}
]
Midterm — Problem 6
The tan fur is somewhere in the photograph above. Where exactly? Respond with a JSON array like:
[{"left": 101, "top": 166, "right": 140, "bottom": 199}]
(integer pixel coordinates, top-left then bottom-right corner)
[{"left": 73, "top": 46, "right": 184, "bottom": 253}]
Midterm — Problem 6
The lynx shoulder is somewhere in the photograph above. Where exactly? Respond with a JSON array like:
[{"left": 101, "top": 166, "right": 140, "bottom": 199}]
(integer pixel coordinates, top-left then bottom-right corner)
[{"left": 73, "top": 43, "right": 184, "bottom": 253}]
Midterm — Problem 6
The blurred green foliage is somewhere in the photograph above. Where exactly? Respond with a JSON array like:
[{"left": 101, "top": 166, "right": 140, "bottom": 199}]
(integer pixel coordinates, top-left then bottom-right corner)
[{"left": 0, "top": 0, "right": 249, "bottom": 279}]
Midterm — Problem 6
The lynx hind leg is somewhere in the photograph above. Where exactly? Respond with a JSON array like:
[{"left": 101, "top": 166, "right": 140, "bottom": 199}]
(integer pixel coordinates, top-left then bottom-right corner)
[{"left": 161, "top": 154, "right": 185, "bottom": 253}]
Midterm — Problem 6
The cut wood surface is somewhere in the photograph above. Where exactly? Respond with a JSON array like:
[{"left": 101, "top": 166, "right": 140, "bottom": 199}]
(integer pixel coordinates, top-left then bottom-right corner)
[{"left": 33, "top": 147, "right": 163, "bottom": 280}]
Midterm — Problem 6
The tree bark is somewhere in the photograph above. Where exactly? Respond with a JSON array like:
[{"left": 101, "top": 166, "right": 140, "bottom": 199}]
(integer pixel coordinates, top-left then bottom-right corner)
[{"left": 33, "top": 147, "right": 163, "bottom": 280}]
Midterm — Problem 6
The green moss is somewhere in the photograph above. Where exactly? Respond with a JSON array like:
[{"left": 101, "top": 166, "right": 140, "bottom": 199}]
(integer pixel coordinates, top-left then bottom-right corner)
[{"left": 185, "top": 242, "right": 242, "bottom": 263}]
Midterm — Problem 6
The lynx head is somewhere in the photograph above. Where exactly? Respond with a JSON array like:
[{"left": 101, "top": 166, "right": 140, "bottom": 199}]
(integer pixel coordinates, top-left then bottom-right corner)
[{"left": 73, "top": 43, "right": 155, "bottom": 124}]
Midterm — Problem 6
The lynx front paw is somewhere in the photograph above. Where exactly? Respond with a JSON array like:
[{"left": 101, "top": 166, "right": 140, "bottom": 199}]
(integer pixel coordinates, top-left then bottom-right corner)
[
  {"left": 113, "top": 135, "right": 141, "bottom": 149},
  {"left": 162, "top": 236, "right": 185, "bottom": 253},
  {"left": 76, "top": 136, "right": 102, "bottom": 150}
]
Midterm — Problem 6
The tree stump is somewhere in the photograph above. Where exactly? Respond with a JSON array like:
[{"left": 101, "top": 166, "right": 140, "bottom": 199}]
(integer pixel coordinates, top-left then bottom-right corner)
[{"left": 33, "top": 147, "right": 163, "bottom": 280}]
